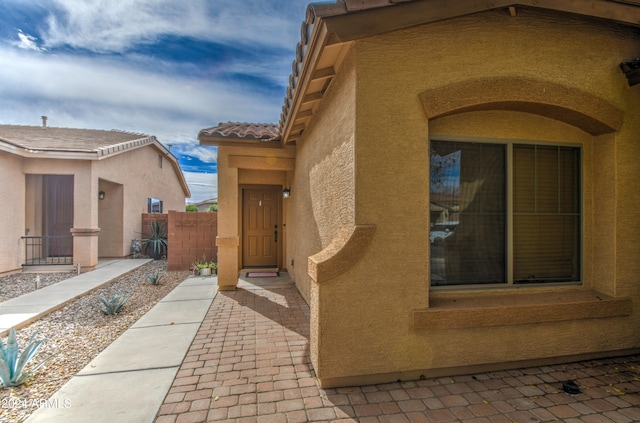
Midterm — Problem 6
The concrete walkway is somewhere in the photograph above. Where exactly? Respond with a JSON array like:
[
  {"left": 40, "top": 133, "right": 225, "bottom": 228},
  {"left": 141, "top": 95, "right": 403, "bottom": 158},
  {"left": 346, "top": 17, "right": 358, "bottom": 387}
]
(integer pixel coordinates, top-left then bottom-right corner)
[
  {"left": 0, "top": 258, "right": 152, "bottom": 337},
  {"left": 25, "top": 272, "right": 218, "bottom": 423}
]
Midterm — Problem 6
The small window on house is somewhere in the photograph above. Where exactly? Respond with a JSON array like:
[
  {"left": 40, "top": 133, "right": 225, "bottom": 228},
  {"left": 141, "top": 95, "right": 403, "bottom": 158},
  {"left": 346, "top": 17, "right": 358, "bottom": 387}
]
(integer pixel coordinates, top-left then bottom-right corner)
[
  {"left": 148, "top": 197, "right": 163, "bottom": 213},
  {"left": 430, "top": 139, "right": 581, "bottom": 288},
  {"left": 158, "top": 154, "right": 163, "bottom": 169}
]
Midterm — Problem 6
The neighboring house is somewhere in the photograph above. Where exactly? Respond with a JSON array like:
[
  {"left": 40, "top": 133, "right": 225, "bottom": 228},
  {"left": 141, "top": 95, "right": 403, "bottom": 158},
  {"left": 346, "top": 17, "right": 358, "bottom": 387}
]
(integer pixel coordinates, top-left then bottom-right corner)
[
  {"left": 189, "top": 198, "right": 218, "bottom": 212},
  {"left": 0, "top": 124, "right": 190, "bottom": 274},
  {"left": 199, "top": 1, "right": 640, "bottom": 388}
]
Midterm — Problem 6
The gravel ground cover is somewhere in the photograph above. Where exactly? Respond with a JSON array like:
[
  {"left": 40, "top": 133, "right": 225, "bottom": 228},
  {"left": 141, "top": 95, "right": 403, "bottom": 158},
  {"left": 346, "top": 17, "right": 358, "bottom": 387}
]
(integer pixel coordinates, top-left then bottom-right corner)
[
  {"left": 0, "top": 271, "right": 76, "bottom": 303},
  {"left": 0, "top": 260, "right": 190, "bottom": 423}
]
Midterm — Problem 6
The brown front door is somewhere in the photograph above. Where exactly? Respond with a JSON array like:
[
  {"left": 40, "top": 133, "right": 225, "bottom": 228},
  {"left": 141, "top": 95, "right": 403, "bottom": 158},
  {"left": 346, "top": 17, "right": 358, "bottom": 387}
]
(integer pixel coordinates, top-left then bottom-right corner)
[
  {"left": 43, "top": 175, "right": 74, "bottom": 257},
  {"left": 242, "top": 188, "right": 279, "bottom": 268}
]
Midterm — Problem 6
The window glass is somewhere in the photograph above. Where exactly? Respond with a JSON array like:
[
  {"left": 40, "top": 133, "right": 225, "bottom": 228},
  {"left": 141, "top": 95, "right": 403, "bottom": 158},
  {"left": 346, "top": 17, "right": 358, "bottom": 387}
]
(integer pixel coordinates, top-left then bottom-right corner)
[
  {"left": 430, "top": 141, "right": 506, "bottom": 286},
  {"left": 513, "top": 145, "right": 581, "bottom": 283},
  {"left": 430, "top": 140, "right": 580, "bottom": 287},
  {"left": 148, "top": 197, "right": 163, "bottom": 213}
]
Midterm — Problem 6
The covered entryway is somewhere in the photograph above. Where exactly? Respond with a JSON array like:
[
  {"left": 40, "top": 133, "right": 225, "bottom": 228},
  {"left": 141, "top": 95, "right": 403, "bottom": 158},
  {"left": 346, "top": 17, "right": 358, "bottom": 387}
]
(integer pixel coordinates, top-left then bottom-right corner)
[
  {"left": 98, "top": 179, "right": 124, "bottom": 258},
  {"left": 198, "top": 125, "right": 295, "bottom": 289},
  {"left": 23, "top": 174, "right": 74, "bottom": 266},
  {"left": 242, "top": 187, "right": 280, "bottom": 269}
]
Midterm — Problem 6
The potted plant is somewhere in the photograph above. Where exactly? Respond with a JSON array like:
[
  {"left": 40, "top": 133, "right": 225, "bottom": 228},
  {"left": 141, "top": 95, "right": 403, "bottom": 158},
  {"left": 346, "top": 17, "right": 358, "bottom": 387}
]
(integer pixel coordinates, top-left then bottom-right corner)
[
  {"left": 196, "top": 261, "right": 217, "bottom": 276},
  {"left": 198, "top": 262, "right": 211, "bottom": 276},
  {"left": 192, "top": 254, "right": 216, "bottom": 276},
  {"left": 142, "top": 221, "right": 168, "bottom": 260},
  {"left": 208, "top": 262, "right": 217, "bottom": 275},
  {"left": 192, "top": 254, "right": 206, "bottom": 275}
]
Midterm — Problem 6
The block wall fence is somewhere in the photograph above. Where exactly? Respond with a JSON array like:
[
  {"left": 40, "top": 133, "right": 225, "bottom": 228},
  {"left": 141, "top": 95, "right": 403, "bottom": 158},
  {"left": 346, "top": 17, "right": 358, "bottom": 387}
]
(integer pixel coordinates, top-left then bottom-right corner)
[{"left": 141, "top": 211, "right": 218, "bottom": 271}]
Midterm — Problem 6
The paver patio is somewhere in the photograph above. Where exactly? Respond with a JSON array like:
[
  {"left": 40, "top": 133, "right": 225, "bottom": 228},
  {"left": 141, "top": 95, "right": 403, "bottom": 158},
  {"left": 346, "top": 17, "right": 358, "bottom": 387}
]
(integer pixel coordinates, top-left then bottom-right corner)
[{"left": 154, "top": 275, "right": 640, "bottom": 423}]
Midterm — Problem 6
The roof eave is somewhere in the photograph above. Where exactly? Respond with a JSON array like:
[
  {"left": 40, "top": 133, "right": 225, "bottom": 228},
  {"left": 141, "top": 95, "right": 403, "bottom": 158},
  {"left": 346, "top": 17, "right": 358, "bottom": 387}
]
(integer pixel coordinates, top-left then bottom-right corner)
[
  {"left": 278, "top": 0, "right": 640, "bottom": 145},
  {"left": 0, "top": 141, "right": 99, "bottom": 160},
  {"left": 0, "top": 135, "right": 157, "bottom": 160},
  {"left": 199, "top": 134, "right": 283, "bottom": 149},
  {"left": 0, "top": 137, "right": 192, "bottom": 198},
  {"left": 150, "top": 138, "right": 192, "bottom": 198},
  {"left": 95, "top": 136, "right": 155, "bottom": 158},
  {"left": 320, "top": 0, "right": 640, "bottom": 43},
  {"left": 280, "top": 19, "right": 334, "bottom": 147},
  {"left": 110, "top": 136, "right": 192, "bottom": 198}
]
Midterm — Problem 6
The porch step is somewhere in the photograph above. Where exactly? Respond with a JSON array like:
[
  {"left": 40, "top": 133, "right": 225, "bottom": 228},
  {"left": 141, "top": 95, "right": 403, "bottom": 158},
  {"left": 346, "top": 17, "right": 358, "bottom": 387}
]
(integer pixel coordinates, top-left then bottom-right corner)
[
  {"left": 22, "top": 265, "right": 75, "bottom": 273},
  {"left": 240, "top": 268, "right": 280, "bottom": 274}
]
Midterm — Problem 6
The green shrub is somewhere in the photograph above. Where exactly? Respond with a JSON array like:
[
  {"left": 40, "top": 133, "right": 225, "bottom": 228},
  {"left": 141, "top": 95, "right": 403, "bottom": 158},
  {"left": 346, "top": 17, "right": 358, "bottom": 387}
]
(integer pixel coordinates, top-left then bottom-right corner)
[
  {"left": 0, "top": 328, "right": 56, "bottom": 387},
  {"left": 185, "top": 204, "right": 198, "bottom": 212},
  {"left": 97, "top": 292, "right": 130, "bottom": 315}
]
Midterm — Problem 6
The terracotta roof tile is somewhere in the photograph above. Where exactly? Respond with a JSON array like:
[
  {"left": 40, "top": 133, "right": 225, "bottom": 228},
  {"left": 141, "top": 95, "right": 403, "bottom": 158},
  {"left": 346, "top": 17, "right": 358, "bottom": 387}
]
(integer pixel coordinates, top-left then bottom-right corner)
[
  {"left": 342, "top": 0, "right": 397, "bottom": 12},
  {"left": 0, "top": 125, "right": 154, "bottom": 154},
  {"left": 199, "top": 122, "right": 279, "bottom": 141}
]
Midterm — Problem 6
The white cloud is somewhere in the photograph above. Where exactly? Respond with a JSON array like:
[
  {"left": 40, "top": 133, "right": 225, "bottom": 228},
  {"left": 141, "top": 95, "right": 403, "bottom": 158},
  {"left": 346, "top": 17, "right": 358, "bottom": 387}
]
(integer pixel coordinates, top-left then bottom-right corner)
[
  {"left": 41, "top": 0, "right": 307, "bottom": 53},
  {"left": 183, "top": 171, "right": 217, "bottom": 202},
  {"left": 177, "top": 143, "right": 218, "bottom": 163},
  {"left": 1, "top": 0, "right": 308, "bottom": 201},
  {"left": 0, "top": 47, "right": 280, "bottom": 141},
  {"left": 1, "top": 49, "right": 245, "bottom": 115},
  {"left": 13, "top": 31, "right": 46, "bottom": 52}
]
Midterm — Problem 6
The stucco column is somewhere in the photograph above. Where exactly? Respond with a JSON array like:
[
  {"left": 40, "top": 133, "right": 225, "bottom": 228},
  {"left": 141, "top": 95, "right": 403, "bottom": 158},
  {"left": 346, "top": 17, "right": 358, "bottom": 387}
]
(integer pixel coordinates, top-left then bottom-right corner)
[
  {"left": 216, "top": 236, "right": 239, "bottom": 289},
  {"left": 216, "top": 149, "right": 240, "bottom": 289},
  {"left": 72, "top": 167, "right": 101, "bottom": 272},
  {"left": 71, "top": 228, "right": 100, "bottom": 271}
]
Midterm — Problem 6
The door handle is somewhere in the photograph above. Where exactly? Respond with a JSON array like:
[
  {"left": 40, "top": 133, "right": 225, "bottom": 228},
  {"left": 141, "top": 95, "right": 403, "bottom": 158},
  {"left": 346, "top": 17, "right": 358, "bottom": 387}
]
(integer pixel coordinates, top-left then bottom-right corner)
[{"left": 274, "top": 225, "right": 278, "bottom": 243}]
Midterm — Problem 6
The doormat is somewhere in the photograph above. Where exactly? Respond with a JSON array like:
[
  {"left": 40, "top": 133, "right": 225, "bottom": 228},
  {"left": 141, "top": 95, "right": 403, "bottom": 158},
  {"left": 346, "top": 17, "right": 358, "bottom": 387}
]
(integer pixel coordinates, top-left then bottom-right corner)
[{"left": 246, "top": 272, "right": 279, "bottom": 278}]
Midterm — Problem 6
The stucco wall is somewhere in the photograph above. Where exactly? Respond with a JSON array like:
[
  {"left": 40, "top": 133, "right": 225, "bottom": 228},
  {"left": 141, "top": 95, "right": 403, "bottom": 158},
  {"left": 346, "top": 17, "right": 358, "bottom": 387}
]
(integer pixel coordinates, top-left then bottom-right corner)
[
  {"left": 96, "top": 145, "right": 187, "bottom": 257},
  {"left": 0, "top": 153, "right": 25, "bottom": 273},
  {"left": 304, "top": 9, "right": 640, "bottom": 386},
  {"left": 288, "top": 48, "right": 357, "bottom": 306}
]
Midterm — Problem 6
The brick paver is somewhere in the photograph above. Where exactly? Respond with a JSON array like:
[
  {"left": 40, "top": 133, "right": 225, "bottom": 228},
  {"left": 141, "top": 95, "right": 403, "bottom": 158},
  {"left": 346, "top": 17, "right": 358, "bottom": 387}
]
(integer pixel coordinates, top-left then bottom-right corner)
[{"left": 155, "top": 279, "right": 640, "bottom": 422}]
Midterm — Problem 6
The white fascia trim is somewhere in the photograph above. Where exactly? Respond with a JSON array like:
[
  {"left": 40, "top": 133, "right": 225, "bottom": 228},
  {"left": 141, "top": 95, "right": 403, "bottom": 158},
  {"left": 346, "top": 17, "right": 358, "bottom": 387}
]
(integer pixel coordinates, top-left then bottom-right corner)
[{"left": 0, "top": 141, "right": 96, "bottom": 160}]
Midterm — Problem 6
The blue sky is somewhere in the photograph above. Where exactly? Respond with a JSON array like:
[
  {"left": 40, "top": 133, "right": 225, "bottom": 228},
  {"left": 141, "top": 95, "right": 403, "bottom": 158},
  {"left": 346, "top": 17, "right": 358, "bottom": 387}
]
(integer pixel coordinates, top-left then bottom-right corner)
[{"left": 0, "top": 0, "right": 313, "bottom": 202}]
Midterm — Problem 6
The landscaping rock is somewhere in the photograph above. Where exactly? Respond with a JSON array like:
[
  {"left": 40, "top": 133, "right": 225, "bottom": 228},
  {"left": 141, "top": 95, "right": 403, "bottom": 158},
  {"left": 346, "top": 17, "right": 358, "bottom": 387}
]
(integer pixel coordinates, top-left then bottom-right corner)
[{"left": 0, "top": 260, "right": 188, "bottom": 423}]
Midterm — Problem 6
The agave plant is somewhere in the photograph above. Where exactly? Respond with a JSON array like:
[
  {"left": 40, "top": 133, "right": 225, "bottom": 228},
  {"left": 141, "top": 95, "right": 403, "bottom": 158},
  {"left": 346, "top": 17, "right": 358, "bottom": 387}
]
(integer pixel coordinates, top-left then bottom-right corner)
[
  {"left": 146, "top": 270, "right": 163, "bottom": 286},
  {"left": 142, "top": 221, "right": 168, "bottom": 260},
  {"left": 97, "top": 291, "right": 130, "bottom": 315},
  {"left": 0, "top": 327, "right": 56, "bottom": 387}
]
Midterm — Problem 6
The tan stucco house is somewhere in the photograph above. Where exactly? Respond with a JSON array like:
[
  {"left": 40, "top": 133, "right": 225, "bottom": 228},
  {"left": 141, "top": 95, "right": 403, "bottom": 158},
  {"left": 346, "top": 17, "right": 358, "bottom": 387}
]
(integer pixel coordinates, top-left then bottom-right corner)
[
  {"left": 200, "top": 0, "right": 640, "bottom": 388},
  {"left": 0, "top": 124, "right": 190, "bottom": 274},
  {"left": 188, "top": 198, "right": 218, "bottom": 212}
]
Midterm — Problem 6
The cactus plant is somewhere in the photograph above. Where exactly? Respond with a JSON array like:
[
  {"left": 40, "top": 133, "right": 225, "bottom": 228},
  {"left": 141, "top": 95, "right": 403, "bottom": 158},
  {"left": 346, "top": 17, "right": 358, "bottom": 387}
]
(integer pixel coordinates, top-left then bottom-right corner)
[
  {"left": 146, "top": 271, "right": 163, "bottom": 285},
  {"left": 0, "top": 328, "right": 56, "bottom": 387},
  {"left": 97, "top": 292, "right": 130, "bottom": 315}
]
